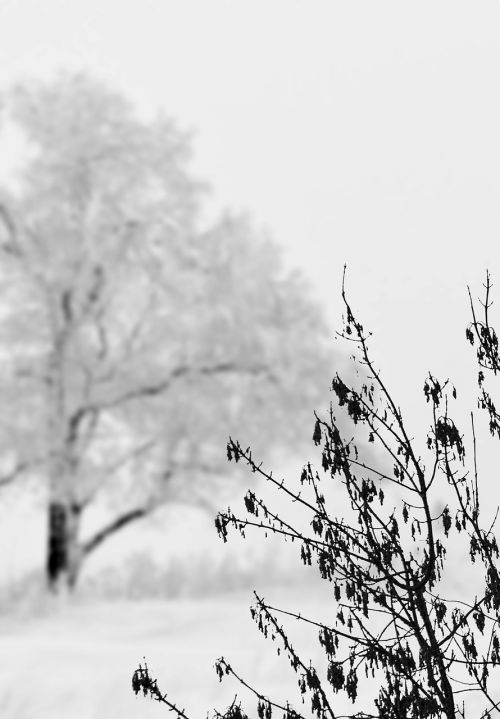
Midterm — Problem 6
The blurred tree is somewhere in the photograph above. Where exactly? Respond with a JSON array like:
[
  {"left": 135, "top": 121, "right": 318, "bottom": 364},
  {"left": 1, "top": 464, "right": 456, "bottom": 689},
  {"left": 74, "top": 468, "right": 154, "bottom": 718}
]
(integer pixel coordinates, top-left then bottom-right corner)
[{"left": 0, "top": 74, "right": 332, "bottom": 592}]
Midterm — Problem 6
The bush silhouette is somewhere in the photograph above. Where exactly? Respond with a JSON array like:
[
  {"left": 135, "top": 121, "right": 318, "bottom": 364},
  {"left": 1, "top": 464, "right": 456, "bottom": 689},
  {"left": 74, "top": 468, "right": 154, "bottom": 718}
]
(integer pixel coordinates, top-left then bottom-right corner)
[{"left": 134, "top": 269, "right": 500, "bottom": 719}]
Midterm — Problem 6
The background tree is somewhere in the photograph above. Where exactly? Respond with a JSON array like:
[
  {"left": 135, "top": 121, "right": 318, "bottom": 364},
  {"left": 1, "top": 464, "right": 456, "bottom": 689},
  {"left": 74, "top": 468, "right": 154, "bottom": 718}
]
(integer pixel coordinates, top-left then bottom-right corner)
[
  {"left": 0, "top": 73, "right": 332, "bottom": 592},
  {"left": 136, "top": 270, "right": 500, "bottom": 719}
]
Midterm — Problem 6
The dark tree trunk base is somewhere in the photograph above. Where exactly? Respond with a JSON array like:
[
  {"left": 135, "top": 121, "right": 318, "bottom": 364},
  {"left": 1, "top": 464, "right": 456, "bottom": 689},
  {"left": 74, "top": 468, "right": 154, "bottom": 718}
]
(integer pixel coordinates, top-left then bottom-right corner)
[{"left": 47, "top": 501, "right": 81, "bottom": 592}]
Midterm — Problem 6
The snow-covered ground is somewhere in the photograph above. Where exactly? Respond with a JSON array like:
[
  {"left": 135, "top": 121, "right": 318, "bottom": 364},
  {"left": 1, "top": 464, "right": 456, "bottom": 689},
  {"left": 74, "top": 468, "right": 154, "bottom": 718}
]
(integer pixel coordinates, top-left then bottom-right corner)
[
  {"left": 0, "top": 474, "right": 348, "bottom": 719},
  {"left": 0, "top": 583, "right": 363, "bottom": 719},
  {"left": 0, "top": 470, "right": 490, "bottom": 718},
  {"left": 0, "top": 572, "right": 489, "bottom": 719}
]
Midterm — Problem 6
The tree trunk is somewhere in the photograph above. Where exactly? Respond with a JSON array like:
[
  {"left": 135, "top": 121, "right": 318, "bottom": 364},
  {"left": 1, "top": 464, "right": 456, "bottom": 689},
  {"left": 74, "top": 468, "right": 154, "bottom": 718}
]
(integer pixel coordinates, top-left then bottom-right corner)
[{"left": 46, "top": 501, "right": 82, "bottom": 592}]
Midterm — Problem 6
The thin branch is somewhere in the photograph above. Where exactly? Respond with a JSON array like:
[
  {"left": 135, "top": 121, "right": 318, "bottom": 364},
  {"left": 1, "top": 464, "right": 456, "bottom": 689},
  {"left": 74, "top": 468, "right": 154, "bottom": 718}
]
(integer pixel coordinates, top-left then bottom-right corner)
[
  {"left": 82, "top": 360, "right": 277, "bottom": 414},
  {"left": 82, "top": 503, "right": 157, "bottom": 556},
  {"left": 471, "top": 411, "right": 479, "bottom": 513},
  {"left": 0, "top": 454, "right": 48, "bottom": 487}
]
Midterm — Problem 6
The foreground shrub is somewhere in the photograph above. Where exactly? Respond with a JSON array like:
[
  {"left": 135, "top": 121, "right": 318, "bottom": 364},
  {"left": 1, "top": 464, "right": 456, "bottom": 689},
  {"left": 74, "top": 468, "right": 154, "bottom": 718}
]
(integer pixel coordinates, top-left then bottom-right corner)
[{"left": 135, "top": 270, "right": 500, "bottom": 719}]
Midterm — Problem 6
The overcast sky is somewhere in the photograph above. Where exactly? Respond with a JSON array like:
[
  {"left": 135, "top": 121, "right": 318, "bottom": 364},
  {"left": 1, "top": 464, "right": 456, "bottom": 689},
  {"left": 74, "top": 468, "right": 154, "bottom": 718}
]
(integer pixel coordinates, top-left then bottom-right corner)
[{"left": 0, "top": 0, "right": 499, "bottom": 488}]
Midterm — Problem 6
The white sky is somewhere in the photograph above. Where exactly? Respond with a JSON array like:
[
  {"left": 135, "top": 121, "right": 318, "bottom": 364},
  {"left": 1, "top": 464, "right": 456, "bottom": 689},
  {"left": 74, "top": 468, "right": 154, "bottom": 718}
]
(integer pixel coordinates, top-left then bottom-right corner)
[{"left": 0, "top": 0, "right": 499, "bottom": 491}]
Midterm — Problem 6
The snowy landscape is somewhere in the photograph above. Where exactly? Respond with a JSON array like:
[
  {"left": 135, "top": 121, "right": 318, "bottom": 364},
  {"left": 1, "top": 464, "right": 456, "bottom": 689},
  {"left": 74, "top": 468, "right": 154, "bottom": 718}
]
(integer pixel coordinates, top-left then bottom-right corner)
[
  {"left": 0, "top": 581, "right": 340, "bottom": 719},
  {"left": 0, "top": 478, "right": 477, "bottom": 719},
  {"left": 0, "top": 2, "right": 500, "bottom": 718}
]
